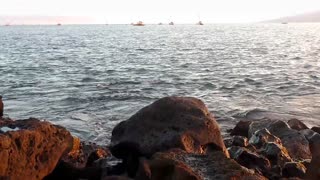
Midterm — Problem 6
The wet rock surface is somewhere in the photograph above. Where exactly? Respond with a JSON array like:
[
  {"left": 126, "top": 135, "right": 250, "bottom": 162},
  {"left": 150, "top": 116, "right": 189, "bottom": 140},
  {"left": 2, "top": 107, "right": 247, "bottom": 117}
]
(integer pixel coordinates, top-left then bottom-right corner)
[
  {"left": 287, "top": 119, "right": 308, "bottom": 131},
  {"left": 0, "top": 118, "right": 73, "bottom": 180}
]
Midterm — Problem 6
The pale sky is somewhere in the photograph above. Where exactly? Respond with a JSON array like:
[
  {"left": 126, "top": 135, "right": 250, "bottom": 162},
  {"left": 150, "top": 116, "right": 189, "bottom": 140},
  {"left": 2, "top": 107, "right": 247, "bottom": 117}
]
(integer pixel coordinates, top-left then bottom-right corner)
[{"left": 1, "top": 0, "right": 320, "bottom": 24}]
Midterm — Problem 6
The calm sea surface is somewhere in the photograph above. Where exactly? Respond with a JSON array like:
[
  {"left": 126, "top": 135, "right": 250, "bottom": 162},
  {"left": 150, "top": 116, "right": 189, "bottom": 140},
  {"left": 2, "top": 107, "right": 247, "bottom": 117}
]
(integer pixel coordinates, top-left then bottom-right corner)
[{"left": 1, "top": 24, "right": 320, "bottom": 144}]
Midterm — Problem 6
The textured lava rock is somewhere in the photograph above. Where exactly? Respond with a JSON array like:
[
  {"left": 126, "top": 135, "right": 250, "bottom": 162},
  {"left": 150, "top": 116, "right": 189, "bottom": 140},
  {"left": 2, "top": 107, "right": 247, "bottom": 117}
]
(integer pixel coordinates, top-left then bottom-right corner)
[
  {"left": 287, "top": 119, "right": 308, "bottom": 131},
  {"left": 267, "top": 121, "right": 311, "bottom": 160},
  {"left": 137, "top": 149, "right": 267, "bottom": 180},
  {"left": 231, "top": 120, "right": 252, "bottom": 138},
  {"left": 249, "top": 128, "right": 282, "bottom": 148},
  {"left": 260, "top": 142, "right": 292, "bottom": 166},
  {"left": 231, "top": 147, "right": 271, "bottom": 174},
  {"left": 0, "top": 118, "right": 73, "bottom": 180},
  {"left": 111, "top": 97, "right": 228, "bottom": 157},
  {"left": 282, "top": 162, "right": 306, "bottom": 178},
  {"left": 0, "top": 96, "right": 3, "bottom": 117},
  {"left": 310, "top": 126, "right": 320, "bottom": 134},
  {"left": 232, "top": 136, "right": 249, "bottom": 147}
]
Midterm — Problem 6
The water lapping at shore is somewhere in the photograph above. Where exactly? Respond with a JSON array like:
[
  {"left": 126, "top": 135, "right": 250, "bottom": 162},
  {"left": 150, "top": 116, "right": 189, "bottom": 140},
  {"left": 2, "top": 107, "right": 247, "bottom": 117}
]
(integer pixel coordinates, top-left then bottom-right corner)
[{"left": 0, "top": 24, "right": 320, "bottom": 144}]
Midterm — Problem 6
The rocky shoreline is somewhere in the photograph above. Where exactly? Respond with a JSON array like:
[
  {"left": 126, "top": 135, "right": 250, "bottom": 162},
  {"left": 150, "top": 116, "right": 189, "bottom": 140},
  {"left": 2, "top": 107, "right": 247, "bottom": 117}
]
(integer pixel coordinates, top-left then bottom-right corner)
[{"left": 0, "top": 96, "right": 319, "bottom": 180}]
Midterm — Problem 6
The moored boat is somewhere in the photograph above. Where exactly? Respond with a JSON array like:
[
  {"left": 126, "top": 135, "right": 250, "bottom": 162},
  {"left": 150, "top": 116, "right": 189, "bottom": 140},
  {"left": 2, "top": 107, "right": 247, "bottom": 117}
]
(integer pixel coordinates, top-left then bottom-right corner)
[{"left": 133, "top": 21, "right": 145, "bottom": 26}]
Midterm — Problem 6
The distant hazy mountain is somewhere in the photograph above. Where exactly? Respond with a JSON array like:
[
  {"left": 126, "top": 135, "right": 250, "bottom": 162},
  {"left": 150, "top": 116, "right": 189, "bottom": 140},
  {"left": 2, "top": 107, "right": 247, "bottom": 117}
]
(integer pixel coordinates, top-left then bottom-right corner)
[
  {"left": 266, "top": 10, "right": 320, "bottom": 23},
  {"left": 0, "top": 16, "right": 95, "bottom": 25}
]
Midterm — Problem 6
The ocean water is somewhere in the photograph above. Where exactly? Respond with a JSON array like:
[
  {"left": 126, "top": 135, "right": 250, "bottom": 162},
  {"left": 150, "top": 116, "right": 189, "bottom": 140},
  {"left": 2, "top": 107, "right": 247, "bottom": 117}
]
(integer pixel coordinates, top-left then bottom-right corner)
[{"left": 0, "top": 24, "right": 320, "bottom": 144}]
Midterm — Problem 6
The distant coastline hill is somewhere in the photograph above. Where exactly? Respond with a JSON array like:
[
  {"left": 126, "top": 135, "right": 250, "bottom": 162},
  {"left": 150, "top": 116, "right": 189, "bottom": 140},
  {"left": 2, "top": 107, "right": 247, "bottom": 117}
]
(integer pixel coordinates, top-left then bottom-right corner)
[
  {"left": 0, "top": 16, "right": 95, "bottom": 25},
  {"left": 265, "top": 10, "right": 320, "bottom": 23}
]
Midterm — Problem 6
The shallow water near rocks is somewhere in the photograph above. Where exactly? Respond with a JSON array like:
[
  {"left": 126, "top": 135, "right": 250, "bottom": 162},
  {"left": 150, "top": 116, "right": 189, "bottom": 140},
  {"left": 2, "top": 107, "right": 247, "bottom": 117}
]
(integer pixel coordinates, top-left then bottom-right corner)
[{"left": 0, "top": 24, "right": 320, "bottom": 144}]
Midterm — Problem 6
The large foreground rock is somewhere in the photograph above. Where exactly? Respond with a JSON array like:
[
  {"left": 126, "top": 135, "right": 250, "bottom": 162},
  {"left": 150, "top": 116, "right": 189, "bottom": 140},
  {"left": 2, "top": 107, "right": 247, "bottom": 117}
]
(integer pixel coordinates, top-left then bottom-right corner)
[
  {"left": 0, "top": 118, "right": 73, "bottom": 180},
  {"left": 111, "top": 97, "right": 228, "bottom": 156}
]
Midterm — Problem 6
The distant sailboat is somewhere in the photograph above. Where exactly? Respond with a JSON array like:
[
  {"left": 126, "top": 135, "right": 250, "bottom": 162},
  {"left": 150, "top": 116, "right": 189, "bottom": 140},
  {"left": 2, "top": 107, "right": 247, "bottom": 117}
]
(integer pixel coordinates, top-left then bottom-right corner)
[
  {"left": 158, "top": 22, "right": 163, "bottom": 25},
  {"left": 196, "top": 21, "right": 204, "bottom": 25},
  {"left": 169, "top": 22, "right": 174, "bottom": 25},
  {"left": 133, "top": 21, "right": 145, "bottom": 26}
]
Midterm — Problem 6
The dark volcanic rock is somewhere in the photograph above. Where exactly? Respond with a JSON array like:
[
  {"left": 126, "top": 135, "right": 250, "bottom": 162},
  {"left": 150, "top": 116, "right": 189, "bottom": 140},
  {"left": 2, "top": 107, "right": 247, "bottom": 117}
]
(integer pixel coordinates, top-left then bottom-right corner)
[
  {"left": 232, "top": 136, "right": 249, "bottom": 147},
  {"left": 311, "top": 126, "right": 320, "bottom": 134},
  {"left": 268, "top": 121, "right": 311, "bottom": 160},
  {"left": 0, "top": 118, "right": 73, "bottom": 180},
  {"left": 111, "top": 97, "right": 228, "bottom": 156},
  {"left": 260, "top": 142, "right": 292, "bottom": 166},
  {"left": 140, "top": 149, "right": 267, "bottom": 180},
  {"left": 0, "top": 95, "right": 3, "bottom": 117},
  {"left": 61, "top": 138, "right": 110, "bottom": 168},
  {"left": 231, "top": 120, "right": 252, "bottom": 137},
  {"left": 248, "top": 119, "right": 276, "bottom": 138},
  {"left": 287, "top": 119, "right": 308, "bottom": 131},
  {"left": 232, "top": 147, "right": 271, "bottom": 174},
  {"left": 249, "top": 128, "right": 282, "bottom": 148},
  {"left": 305, "top": 133, "right": 320, "bottom": 180},
  {"left": 135, "top": 153, "right": 201, "bottom": 180},
  {"left": 248, "top": 120, "right": 311, "bottom": 160},
  {"left": 282, "top": 162, "right": 306, "bottom": 178}
]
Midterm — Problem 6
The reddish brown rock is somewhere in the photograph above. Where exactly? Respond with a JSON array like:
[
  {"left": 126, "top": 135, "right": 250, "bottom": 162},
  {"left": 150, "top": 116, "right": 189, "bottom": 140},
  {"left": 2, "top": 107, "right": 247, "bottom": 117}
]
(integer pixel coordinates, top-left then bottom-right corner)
[
  {"left": 61, "top": 138, "right": 110, "bottom": 168},
  {"left": 135, "top": 154, "right": 201, "bottom": 180},
  {"left": 231, "top": 120, "right": 252, "bottom": 137},
  {"left": 136, "top": 149, "right": 267, "bottom": 180},
  {"left": 0, "top": 118, "right": 73, "bottom": 180},
  {"left": 287, "top": 119, "right": 308, "bottom": 131},
  {"left": 111, "top": 97, "right": 228, "bottom": 157}
]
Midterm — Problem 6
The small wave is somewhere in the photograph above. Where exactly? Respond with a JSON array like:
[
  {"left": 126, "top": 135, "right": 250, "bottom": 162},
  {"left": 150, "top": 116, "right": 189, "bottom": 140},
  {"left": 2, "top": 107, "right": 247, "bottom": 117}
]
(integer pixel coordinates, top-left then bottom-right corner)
[
  {"left": 203, "top": 82, "right": 217, "bottom": 89},
  {"left": 81, "top": 77, "right": 97, "bottom": 82},
  {"left": 292, "top": 56, "right": 302, "bottom": 60}
]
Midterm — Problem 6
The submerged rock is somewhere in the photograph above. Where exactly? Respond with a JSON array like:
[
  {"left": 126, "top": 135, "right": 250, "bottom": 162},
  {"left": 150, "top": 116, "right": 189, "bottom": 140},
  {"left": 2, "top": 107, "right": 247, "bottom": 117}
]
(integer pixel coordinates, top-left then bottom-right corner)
[
  {"left": 111, "top": 97, "right": 228, "bottom": 157},
  {"left": 0, "top": 118, "right": 73, "bottom": 180},
  {"left": 287, "top": 119, "right": 308, "bottom": 131}
]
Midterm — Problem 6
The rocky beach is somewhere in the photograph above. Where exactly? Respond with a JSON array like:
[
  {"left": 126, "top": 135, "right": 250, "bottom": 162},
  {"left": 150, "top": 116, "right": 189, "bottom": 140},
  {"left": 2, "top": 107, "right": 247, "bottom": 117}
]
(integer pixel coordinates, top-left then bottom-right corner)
[{"left": 1, "top": 96, "right": 319, "bottom": 180}]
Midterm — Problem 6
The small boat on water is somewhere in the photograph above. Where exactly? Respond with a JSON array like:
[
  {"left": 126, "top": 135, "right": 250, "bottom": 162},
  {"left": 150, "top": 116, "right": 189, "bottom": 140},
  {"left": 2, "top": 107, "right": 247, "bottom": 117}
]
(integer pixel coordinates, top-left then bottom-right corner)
[
  {"left": 169, "top": 22, "right": 174, "bottom": 25},
  {"left": 281, "top": 22, "right": 288, "bottom": 24},
  {"left": 133, "top": 21, "right": 145, "bottom": 26},
  {"left": 158, "top": 22, "right": 163, "bottom": 25},
  {"left": 57, "top": 23, "right": 62, "bottom": 26},
  {"left": 196, "top": 21, "right": 204, "bottom": 25}
]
